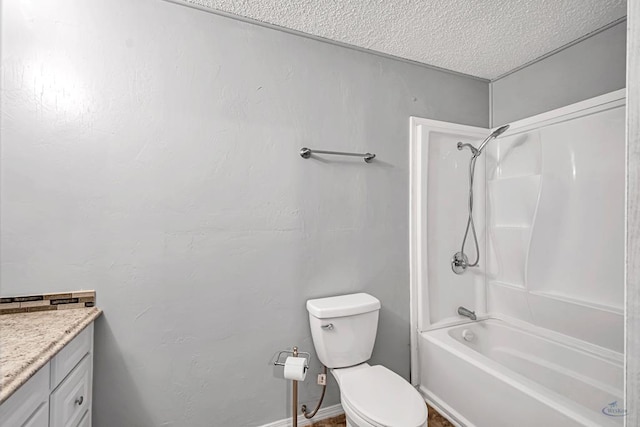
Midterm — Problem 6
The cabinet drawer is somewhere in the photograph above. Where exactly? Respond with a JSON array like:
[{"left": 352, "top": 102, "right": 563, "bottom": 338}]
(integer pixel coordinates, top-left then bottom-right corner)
[
  {"left": 50, "top": 354, "right": 91, "bottom": 427},
  {"left": 51, "top": 324, "right": 92, "bottom": 390},
  {"left": 0, "top": 364, "right": 49, "bottom": 427}
]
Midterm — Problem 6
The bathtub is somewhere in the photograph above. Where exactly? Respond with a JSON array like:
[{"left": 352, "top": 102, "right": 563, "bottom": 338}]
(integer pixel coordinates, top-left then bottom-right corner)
[{"left": 417, "top": 318, "right": 623, "bottom": 427}]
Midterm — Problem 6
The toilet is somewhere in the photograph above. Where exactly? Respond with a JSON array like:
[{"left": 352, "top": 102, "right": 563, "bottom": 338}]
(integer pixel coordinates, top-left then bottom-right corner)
[{"left": 307, "top": 293, "right": 428, "bottom": 427}]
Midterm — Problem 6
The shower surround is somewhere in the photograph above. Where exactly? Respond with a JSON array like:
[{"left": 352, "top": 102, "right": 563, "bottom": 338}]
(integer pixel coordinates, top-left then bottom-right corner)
[{"left": 410, "top": 89, "right": 625, "bottom": 426}]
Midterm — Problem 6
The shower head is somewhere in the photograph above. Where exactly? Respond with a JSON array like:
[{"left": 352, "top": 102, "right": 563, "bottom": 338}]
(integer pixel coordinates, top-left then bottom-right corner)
[
  {"left": 476, "top": 124, "right": 510, "bottom": 156},
  {"left": 490, "top": 124, "right": 510, "bottom": 138}
]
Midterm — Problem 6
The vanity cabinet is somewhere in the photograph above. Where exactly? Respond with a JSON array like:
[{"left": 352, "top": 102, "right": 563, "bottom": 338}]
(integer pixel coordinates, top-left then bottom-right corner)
[{"left": 0, "top": 323, "right": 94, "bottom": 427}]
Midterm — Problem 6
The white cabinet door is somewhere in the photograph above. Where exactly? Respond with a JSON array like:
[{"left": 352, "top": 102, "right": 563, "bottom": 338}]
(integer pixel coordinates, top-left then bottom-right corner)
[
  {"left": 0, "top": 365, "right": 50, "bottom": 427},
  {"left": 76, "top": 410, "right": 90, "bottom": 427},
  {"left": 23, "top": 402, "right": 49, "bottom": 427}
]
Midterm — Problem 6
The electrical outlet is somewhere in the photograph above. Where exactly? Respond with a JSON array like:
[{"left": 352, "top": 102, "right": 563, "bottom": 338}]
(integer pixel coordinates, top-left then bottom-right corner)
[{"left": 317, "top": 373, "right": 326, "bottom": 385}]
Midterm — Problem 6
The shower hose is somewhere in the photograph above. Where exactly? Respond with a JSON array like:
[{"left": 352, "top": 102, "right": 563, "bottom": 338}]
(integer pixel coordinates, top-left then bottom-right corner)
[{"left": 460, "top": 153, "right": 481, "bottom": 268}]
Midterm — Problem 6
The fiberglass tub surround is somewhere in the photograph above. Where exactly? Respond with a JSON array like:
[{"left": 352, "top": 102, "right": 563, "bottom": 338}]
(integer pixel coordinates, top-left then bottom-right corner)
[
  {"left": 485, "top": 100, "right": 625, "bottom": 352},
  {"left": 410, "top": 90, "right": 625, "bottom": 427}
]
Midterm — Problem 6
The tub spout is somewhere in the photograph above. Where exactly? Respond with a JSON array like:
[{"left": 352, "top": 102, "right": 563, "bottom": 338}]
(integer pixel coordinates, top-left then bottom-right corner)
[{"left": 458, "top": 306, "right": 477, "bottom": 321}]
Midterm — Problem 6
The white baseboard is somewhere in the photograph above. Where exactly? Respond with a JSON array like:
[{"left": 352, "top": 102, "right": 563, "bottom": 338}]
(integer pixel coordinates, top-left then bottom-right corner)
[{"left": 259, "top": 404, "right": 344, "bottom": 427}]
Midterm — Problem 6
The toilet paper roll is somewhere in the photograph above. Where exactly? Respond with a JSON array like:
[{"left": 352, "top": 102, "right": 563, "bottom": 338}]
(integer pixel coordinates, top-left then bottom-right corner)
[{"left": 283, "top": 356, "right": 307, "bottom": 381}]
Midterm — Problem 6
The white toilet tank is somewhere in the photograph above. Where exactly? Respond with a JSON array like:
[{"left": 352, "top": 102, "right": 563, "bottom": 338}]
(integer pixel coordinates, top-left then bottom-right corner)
[{"left": 307, "top": 293, "right": 381, "bottom": 368}]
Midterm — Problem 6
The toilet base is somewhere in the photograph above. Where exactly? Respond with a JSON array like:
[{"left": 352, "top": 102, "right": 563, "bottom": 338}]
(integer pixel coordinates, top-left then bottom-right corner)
[{"left": 341, "top": 399, "right": 373, "bottom": 427}]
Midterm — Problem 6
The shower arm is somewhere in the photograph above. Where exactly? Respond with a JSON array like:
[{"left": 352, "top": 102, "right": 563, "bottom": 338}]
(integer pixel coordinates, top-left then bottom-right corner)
[
  {"left": 457, "top": 132, "right": 499, "bottom": 159},
  {"left": 456, "top": 142, "right": 479, "bottom": 156},
  {"left": 457, "top": 124, "right": 510, "bottom": 159}
]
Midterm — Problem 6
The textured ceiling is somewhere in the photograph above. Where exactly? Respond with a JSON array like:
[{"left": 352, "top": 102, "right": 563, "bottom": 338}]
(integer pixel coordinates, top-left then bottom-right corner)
[{"left": 180, "top": 0, "right": 626, "bottom": 80}]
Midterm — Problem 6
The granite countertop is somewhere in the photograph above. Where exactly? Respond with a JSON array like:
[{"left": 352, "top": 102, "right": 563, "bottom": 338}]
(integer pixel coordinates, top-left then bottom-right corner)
[{"left": 0, "top": 307, "right": 102, "bottom": 404}]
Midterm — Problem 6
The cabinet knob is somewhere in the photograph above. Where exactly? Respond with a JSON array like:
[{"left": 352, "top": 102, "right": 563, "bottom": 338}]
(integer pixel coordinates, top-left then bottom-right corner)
[{"left": 75, "top": 396, "right": 84, "bottom": 406}]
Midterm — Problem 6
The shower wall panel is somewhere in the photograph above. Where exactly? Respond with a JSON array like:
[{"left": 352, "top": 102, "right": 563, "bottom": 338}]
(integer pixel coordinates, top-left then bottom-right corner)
[
  {"left": 410, "top": 121, "right": 488, "bottom": 329},
  {"left": 486, "top": 95, "right": 625, "bottom": 352}
]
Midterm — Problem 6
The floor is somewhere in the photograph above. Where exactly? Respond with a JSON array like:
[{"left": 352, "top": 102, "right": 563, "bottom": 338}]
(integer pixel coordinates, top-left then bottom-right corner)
[
  {"left": 309, "top": 405, "right": 454, "bottom": 426},
  {"left": 426, "top": 405, "right": 456, "bottom": 427}
]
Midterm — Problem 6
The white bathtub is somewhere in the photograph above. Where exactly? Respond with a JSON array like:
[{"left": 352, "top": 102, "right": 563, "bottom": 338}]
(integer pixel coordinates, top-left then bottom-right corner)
[{"left": 417, "top": 318, "right": 623, "bottom": 427}]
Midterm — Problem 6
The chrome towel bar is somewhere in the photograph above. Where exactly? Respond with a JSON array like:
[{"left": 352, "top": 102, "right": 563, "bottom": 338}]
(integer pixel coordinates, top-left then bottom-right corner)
[{"left": 300, "top": 147, "right": 376, "bottom": 163}]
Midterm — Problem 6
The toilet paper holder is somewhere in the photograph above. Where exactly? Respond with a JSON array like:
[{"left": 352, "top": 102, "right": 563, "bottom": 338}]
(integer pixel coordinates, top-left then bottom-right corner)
[
  {"left": 274, "top": 347, "right": 310, "bottom": 371},
  {"left": 275, "top": 347, "right": 310, "bottom": 427}
]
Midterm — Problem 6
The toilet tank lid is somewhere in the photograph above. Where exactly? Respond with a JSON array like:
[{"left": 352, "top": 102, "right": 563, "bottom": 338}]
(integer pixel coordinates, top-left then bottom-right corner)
[{"left": 306, "top": 293, "right": 381, "bottom": 319}]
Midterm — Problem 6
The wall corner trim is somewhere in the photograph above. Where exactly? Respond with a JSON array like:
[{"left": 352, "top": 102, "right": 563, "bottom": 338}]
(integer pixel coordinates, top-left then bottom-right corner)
[
  {"left": 491, "top": 16, "right": 627, "bottom": 83},
  {"left": 625, "top": 2, "right": 640, "bottom": 426}
]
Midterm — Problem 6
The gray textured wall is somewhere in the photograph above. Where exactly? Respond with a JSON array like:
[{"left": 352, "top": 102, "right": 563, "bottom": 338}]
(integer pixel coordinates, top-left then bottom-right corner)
[
  {"left": 491, "top": 21, "right": 627, "bottom": 126},
  {"left": 0, "top": 0, "right": 488, "bottom": 425}
]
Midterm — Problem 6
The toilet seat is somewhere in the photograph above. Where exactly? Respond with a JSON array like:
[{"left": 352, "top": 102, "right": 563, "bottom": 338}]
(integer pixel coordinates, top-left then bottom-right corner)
[{"left": 337, "top": 365, "right": 427, "bottom": 427}]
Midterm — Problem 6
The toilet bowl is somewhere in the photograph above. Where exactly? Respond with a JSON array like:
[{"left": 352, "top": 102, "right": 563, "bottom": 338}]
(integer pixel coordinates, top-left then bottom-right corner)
[
  {"left": 333, "top": 364, "right": 428, "bottom": 427},
  {"left": 306, "top": 293, "right": 428, "bottom": 427}
]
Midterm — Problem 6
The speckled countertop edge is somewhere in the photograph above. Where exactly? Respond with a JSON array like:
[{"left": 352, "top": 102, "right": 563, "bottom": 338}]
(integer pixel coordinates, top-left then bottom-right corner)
[{"left": 0, "top": 307, "right": 102, "bottom": 404}]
